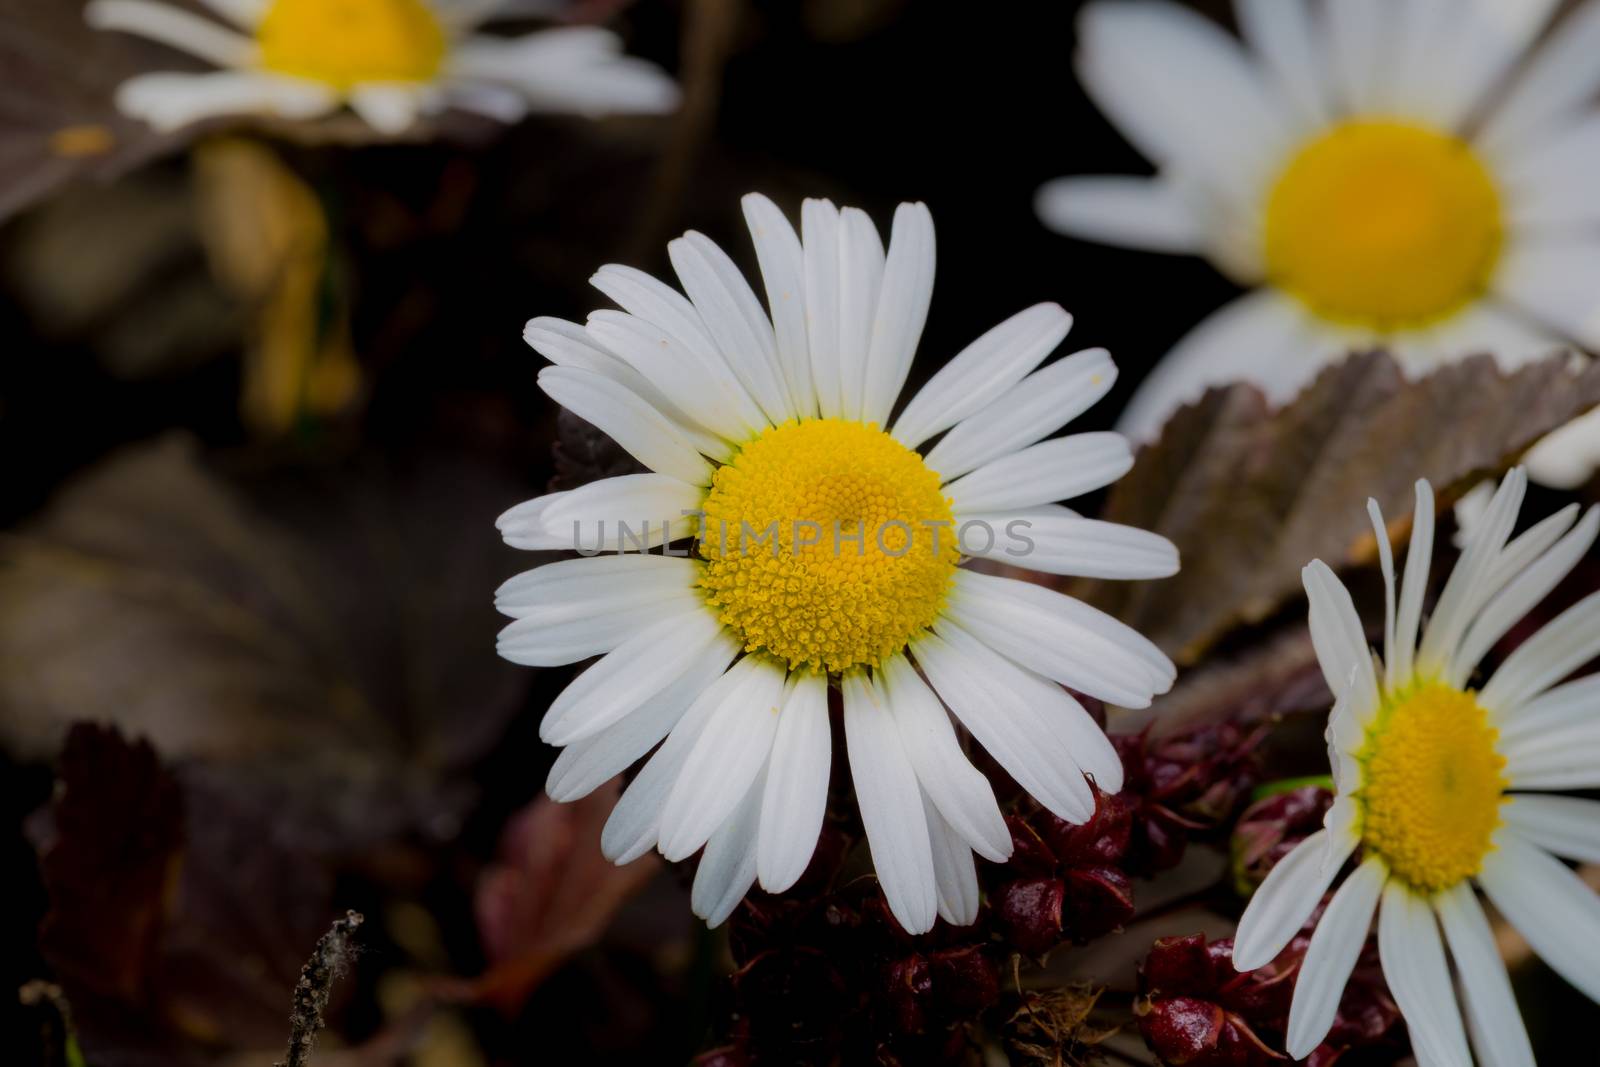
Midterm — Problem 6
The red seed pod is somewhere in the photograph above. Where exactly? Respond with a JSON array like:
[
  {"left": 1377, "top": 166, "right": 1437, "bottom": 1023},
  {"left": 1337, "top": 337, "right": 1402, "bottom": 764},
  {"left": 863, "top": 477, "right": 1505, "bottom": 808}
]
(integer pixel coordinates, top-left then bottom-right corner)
[{"left": 1230, "top": 785, "right": 1335, "bottom": 895}]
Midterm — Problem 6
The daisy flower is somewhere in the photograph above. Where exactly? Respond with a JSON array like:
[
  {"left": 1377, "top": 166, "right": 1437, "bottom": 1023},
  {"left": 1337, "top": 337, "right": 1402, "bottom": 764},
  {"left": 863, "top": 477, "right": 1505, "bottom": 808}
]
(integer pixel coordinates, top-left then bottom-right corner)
[
  {"left": 496, "top": 193, "right": 1179, "bottom": 932},
  {"left": 85, "top": 0, "right": 679, "bottom": 135},
  {"left": 1038, "top": 0, "right": 1600, "bottom": 483},
  {"left": 1234, "top": 467, "right": 1600, "bottom": 1063}
]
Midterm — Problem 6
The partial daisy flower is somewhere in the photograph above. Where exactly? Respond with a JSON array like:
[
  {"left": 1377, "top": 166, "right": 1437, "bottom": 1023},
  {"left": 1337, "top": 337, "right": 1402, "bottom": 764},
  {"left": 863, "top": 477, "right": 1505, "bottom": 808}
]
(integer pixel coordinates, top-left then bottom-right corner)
[
  {"left": 1234, "top": 467, "right": 1600, "bottom": 1063},
  {"left": 497, "top": 193, "right": 1179, "bottom": 933},
  {"left": 1038, "top": 0, "right": 1600, "bottom": 484},
  {"left": 85, "top": 0, "right": 679, "bottom": 135}
]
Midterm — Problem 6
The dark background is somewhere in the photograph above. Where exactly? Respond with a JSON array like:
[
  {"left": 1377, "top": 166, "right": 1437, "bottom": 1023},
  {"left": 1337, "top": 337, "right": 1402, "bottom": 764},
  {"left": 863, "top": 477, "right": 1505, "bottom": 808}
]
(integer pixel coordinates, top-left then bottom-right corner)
[{"left": 3, "top": 0, "right": 1593, "bottom": 1063}]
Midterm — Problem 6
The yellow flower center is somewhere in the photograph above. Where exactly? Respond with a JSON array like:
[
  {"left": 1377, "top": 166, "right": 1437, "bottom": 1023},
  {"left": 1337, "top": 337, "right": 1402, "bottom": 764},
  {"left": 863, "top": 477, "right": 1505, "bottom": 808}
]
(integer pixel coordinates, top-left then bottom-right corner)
[
  {"left": 1264, "top": 120, "right": 1503, "bottom": 330},
  {"left": 1356, "top": 681, "right": 1508, "bottom": 893},
  {"left": 698, "top": 419, "right": 959, "bottom": 674},
  {"left": 257, "top": 0, "right": 446, "bottom": 89}
]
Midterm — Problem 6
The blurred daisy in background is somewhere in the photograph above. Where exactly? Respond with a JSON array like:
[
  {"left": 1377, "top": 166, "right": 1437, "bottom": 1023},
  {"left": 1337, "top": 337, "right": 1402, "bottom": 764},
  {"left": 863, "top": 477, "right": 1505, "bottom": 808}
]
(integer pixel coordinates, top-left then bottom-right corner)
[
  {"left": 1235, "top": 468, "right": 1600, "bottom": 1063},
  {"left": 1039, "top": 0, "right": 1600, "bottom": 486},
  {"left": 85, "top": 0, "right": 679, "bottom": 135},
  {"left": 496, "top": 193, "right": 1178, "bottom": 932}
]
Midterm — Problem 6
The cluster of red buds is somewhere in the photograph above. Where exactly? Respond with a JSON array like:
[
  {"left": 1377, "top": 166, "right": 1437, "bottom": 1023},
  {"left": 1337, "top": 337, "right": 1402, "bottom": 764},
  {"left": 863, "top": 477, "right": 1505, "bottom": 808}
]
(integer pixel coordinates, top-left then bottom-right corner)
[
  {"left": 1136, "top": 923, "right": 1403, "bottom": 1066},
  {"left": 695, "top": 715, "right": 1333, "bottom": 1062},
  {"left": 982, "top": 714, "right": 1270, "bottom": 959},
  {"left": 1112, "top": 720, "right": 1269, "bottom": 876},
  {"left": 695, "top": 828, "right": 1001, "bottom": 1067},
  {"left": 986, "top": 789, "right": 1136, "bottom": 957},
  {"left": 1230, "top": 783, "right": 1336, "bottom": 895},
  {"left": 1134, "top": 782, "right": 1404, "bottom": 1066}
]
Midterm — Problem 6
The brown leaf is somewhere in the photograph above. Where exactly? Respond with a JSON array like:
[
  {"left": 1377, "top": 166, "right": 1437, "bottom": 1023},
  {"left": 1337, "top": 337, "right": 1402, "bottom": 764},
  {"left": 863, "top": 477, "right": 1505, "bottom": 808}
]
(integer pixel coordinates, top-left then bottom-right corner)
[
  {"left": 0, "top": 433, "right": 533, "bottom": 848},
  {"left": 1076, "top": 351, "right": 1600, "bottom": 664},
  {"left": 0, "top": 0, "right": 185, "bottom": 222},
  {"left": 29, "top": 723, "right": 342, "bottom": 1066},
  {"left": 466, "top": 780, "right": 661, "bottom": 1012},
  {"left": 34, "top": 723, "right": 183, "bottom": 1006}
]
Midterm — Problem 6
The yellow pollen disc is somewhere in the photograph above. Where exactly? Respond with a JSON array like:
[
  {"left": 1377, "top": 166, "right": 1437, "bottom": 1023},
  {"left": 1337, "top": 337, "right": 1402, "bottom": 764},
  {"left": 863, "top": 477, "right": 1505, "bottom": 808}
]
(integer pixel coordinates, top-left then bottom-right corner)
[
  {"left": 1264, "top": 120, "right": 1503, "bottom": 330},
  {"left": 1356, "top": 681, "right": 1508, "bottom": 893},
  {"left": 698, "top": 418, "right": 959, "bottom": 674},
  {"left": 258, "top": 0, "right": 447, "bottom": 89}
]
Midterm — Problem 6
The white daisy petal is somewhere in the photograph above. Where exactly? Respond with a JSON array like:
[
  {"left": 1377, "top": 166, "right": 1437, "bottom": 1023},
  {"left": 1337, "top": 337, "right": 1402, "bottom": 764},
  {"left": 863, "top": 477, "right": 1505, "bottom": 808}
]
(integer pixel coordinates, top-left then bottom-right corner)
[
  {"left": 1412, "top": 302, "right": 1567, "bottom": 375},
  {"left": 545, "top": 631, "right": 739, "bottom": 802},
  {"left": 946, "top": 569, "right": 1173, "bottom": 708},
  {"left": 1501, "top": 115, "right": 1600, "bottom": 231},
  {"left": 924, "top": 347, "right": 1117, "bottom": 481},
  {"left": 1480, "top": 587, "right": 1600, "bottom": 717},
  {"left": 756, "top": 672, "right": 832, "bottom": 893},
  {"left": 1285, "top": 856, "right": 1386, "bottom": 1059},
  {"left": 801, "top": 198, "right": 845, "bottom": 420},
  {"left": 1478, "top": 830, "right": 1600, "bottom": 1002},
  {"left": 1324, "top": 792, "right": 1361, "bottom": 844},
  {"left": 1478, "top": 1, "right": 1600, "bottom": 155},
  {"left": 1455, "top": 0, "right": 1563, "bottom": 121},
  {"left": 1235, "top": 0, "right": 1328, "bottom": 126},
  {"left": 1074, "top": 0, "right": 1293, "bottom": 203},
  {"left": 601, "top": 658, "right": 744, "bottom": 863},
  {"left": 892, "top": 303, "right": 1072, "bottom": 450},
  {"left": 1494, "top": 239, "right": 1600, "bottom": 351},
  {"left": 957, "top": 512, "right": 1178, "bottom": 582},
  {"left": 1116, "top": 290, "right": 1324, "bottom": 444},
  {"left": 880, "top": 653, "right": 1011, "bottom": 862},
  {"left": 691, "top": 766, "right": 764, "bottom": 927},
  {"left": 836, "top": 207, "right": 886, "bottom": 422},
  {"left": 589, "top": 264, "right": 723, "bottom": 378},
  {"left": 861, "top": 202, "right": 935, "bottom": 427},
  {"left": 1302, "top": 560, "right": 1381, "bottom": 724},
  {"left": 586, "top": 310, "right": 766, "bottom": 442},
  {"left": 112, "top": 70, "right": 337, "bottom": 132},
  {"left": 741, "top": 193, "right": 816, "bottom": 417},
  {"left": 923, "top": 792, "right": 980, "bottom": 926},
  {"left": 195, "top": 0, "right": 266, "bottom": 28},
  {"left": 911, "top": 626, "right": 1095, "bottom": 823},
  {"left": 1526, "top": 410, "right": 1600, "bottom": 491},
  {"left": 497, "top": 587, "right": 701, "bottom": 667},
  {"left": 1417, "top": 468, "right": 1526, "bottom": 676},
  {"left": 538, "top": 366, "right": 714, "bottom": 486},
  {"left": 1502, "top": 795, "right": 1600, "bottom": 865},
  {"left": 496, "top": 490, "right": 572, "bottom": 551},
  {"left": 1233, "top": 830, "right": 1357, "bottom": 971},
  {"left": 843, "top": 670, "right": 938, "bottom": 935},
  {"left": 450, "top": 29, "right": 680, "bottom": 117},
  {"left": 1390, "top": 479, "right": 1436, "bottom": 687},
  {"left": 668, "top": 231, "right": 793, "bottom": 424},
  {"left": 1326, "top": 0, "right": 1391, "bottom": 115},
  {"left": 1451, "top": 505, "right": 1599, "bottom": 686},
  {"left": 1497, "top": 674, "right": 1600, "bottom": 744},
  {"left": 657, "top": 656, "right": 787, "bottom": 862},
  {"left": 1376, "top": 883, "right": 1473, "bottom": 1067},
  {"left": 1033, "top": 177, "right": 1205, "bottom": 254},
  {"left": 539, "top": 607, "right": 725, "bottom": 746},
  {"left": 1502, "top": 733, "right": 1600, "bottom": 791},
  {"left": 539, "top": 473, "right": 704, "bottom": 553},
  {"left": 447, "top": 82, "right": 528, "bottom": 123},
  {"left": 348, "top": 83, "right": 424, "bottom": 135},
  {"left": 87, "top": 0, "right": 255, "bottom": 66},
  {"left": 1368, "top": 500, "right": 1398, "bottom": 678},
  {"left": 525, "top": 316, "right": 728, "bottom": 460},
  {"left": 1485, "top": 503, "right": 1583, "bottom": 597},
  {"left": 495, "top": 551, "right": 699, "bottom": 628},
  {"left": 1382, "top": 0, "right": 1457, "bottom": 123},
  {"left": 943, "top": 433, "right": 1132, "bottom": 515},
  {"left": 1435, "top": 880, "right": 1537, "bottom": 1067}
]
